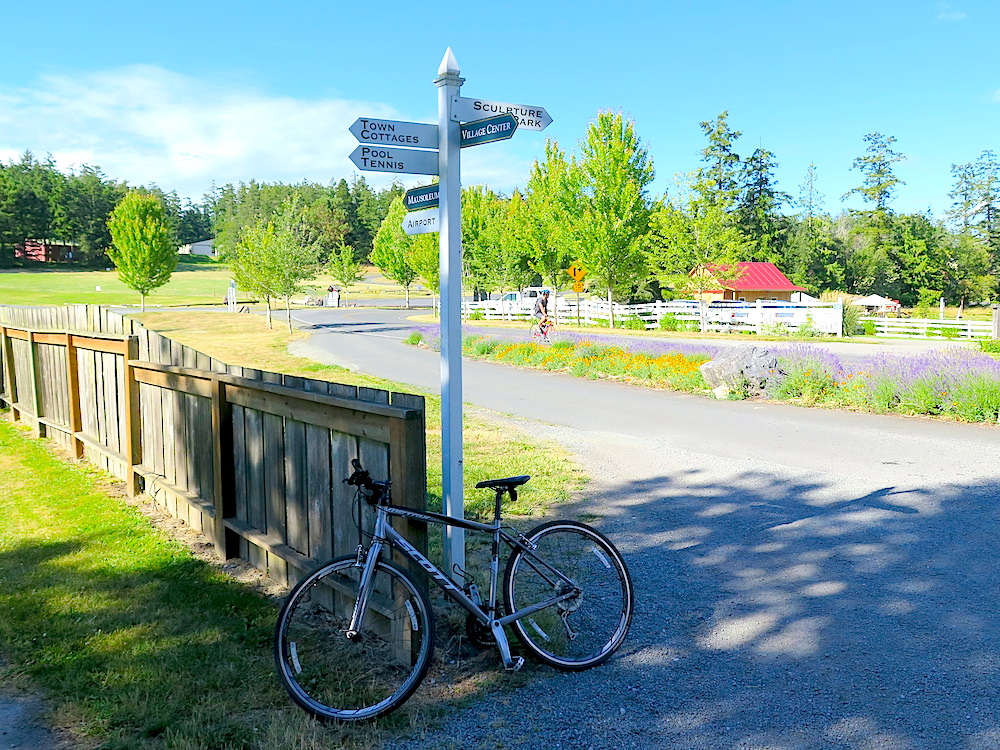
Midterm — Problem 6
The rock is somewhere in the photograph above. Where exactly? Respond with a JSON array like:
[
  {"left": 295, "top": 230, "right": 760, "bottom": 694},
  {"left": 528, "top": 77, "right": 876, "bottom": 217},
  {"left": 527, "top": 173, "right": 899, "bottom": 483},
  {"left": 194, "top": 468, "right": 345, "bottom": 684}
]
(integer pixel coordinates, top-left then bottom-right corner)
[
  {"left": 711, "top": 385, "right": 731, "bottom": 400},
  {"left": 699, "top": 345, "right": 783, "bottom": 398}
]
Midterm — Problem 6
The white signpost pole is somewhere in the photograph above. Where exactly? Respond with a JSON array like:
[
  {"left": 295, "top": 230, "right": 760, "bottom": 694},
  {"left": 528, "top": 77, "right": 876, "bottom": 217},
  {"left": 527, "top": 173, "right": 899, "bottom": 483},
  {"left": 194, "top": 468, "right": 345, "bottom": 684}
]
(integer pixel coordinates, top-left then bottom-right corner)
[{"left": 435, "top": 48, "right": 466, "bottom": 577}]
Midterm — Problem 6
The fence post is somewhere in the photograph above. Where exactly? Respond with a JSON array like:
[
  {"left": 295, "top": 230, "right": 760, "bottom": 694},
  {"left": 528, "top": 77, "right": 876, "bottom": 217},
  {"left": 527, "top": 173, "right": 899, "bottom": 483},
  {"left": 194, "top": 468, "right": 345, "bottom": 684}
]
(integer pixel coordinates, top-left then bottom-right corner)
[
  {"left": 65, "top": 335, "right": 84, "bottom": 459},
  {"left": 1, "top": 328, "right": 17, "bottom": 421},
  {"left": 993, "top": 304, "right": 1000, "bottom": 340},
  {"left": 122, "top": 336, "right": 142, "bottom": 495},
  {"left": 389, "top": 393, "right": 428, "bottom": 558},
  {"left": 211, "top": 379, "right": 238, "bottom": 559},
  {"left": 26, "top": 331, "right": 42, "bottom": 437}
]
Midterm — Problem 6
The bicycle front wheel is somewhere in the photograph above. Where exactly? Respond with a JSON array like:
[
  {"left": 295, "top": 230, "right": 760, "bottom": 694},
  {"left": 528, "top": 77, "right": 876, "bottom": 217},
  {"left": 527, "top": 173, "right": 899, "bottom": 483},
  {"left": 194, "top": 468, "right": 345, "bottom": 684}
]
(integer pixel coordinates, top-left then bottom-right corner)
[
  {"left": 274, "top": 556, "right": 434, "bottom": 721},
  {"left": 503, "top": 521, "right": 633, "bottom": 671}
]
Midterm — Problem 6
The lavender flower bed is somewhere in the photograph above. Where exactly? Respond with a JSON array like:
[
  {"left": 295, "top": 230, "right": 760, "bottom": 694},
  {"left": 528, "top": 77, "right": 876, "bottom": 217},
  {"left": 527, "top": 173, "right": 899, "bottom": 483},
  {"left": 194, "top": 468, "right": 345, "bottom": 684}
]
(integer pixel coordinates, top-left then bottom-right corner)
[{"left": 408, "top": 326, "right": 1000, "bottom": 422}]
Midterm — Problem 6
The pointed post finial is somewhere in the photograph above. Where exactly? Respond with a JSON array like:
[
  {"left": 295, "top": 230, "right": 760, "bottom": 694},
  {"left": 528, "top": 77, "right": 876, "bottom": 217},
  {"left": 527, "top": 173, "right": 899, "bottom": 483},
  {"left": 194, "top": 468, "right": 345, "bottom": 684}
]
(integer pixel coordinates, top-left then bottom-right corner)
[{"left": 438, "top": 47, "right": 460, "bottom": 76}]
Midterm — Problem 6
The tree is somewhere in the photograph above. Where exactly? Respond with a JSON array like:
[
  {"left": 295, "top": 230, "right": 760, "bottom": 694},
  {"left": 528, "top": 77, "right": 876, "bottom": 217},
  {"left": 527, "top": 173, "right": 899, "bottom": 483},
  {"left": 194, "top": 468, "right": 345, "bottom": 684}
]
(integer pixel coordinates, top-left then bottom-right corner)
[
  {"left": 521, "top": 141, "right": 579, "bottom": 293},
  {"left": 406, "top": 234, "right": 440, "bottom": 314},
  {"left": 106, "top": 191, "right": 178, "bottom": 311},
  {"left": 735, "top": 147, "right": 790, "bottom": 262},
  {"left": 327, "top": 242, "right": 365, "bottom": 302},
  {"left": 370, "top": 197, "right": 419, "bottom": 307},
  {"left": 645, "top": 175, "right": 745, "bottom": 330},
  {"left": 698, "top": 111, "right": 743, "bottom": 209},
  {"left": 230, "top": 197, "right": 319, "bottom": 331},
  {"left": 574, "top": 111, "right": 654, "bottom": 326}
]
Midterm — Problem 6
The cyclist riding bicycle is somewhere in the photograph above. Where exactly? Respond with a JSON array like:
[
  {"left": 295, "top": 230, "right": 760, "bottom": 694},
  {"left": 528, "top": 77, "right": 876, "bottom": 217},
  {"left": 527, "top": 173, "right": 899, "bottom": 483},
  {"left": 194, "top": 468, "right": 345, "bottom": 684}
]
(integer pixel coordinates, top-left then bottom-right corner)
[{"left": 532, "top": 290, "right": 551, "bottom": 326}]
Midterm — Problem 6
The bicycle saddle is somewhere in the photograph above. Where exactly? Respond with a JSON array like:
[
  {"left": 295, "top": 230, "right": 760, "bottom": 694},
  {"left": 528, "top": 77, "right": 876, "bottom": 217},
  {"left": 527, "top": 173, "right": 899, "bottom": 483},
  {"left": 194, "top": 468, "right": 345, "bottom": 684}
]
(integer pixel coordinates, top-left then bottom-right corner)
[{"left": 475, "top": 475, "right": 530, "bottom": 491}]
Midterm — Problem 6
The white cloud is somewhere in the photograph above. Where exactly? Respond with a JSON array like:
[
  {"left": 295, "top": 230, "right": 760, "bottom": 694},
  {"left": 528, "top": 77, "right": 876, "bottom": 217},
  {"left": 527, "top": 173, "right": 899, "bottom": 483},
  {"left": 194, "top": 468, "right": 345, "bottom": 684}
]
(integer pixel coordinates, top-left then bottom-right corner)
[
  {"left": 0, "top": 65, "right": 531, "bottom": 200},
  {"left": 935, "top": 3, "right": 968, "bottom": 21}
]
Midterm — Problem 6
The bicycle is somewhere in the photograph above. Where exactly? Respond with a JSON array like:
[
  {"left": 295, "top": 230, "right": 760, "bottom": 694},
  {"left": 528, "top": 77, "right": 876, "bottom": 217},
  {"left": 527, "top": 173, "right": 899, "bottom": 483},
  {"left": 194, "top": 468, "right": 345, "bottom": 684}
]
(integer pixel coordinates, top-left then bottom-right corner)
[
  {"left": 274, "top": 459, "right": 634, "bottom": 721},
  {"left": 529, "top": 316, "right": 557, "bottom": 344}
]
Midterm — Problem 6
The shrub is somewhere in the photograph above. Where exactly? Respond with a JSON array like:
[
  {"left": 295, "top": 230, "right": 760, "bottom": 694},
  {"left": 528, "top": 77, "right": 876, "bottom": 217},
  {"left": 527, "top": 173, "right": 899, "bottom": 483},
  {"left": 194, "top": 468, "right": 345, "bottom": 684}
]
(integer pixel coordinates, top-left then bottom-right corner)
[
  {"left": 841, "top": 302, "right": 863, "bottom": 336},
  {"left": 979, "top": 339, "right": 1000, "bottom": 354},
  {"left": 862, "top": 320, "right": 877, "bottom": 336},
  {"left": 468, "top": 310, "right": 485, "bottom": 321},
  {"left": 658, "top": 313, "right": 680, "bottom": 331},
  {"left": 622, "top": 315, "right": 647, "bottom": 330},
  {"left": 403, "top": 331, "right": 424, "bottom": 346}
]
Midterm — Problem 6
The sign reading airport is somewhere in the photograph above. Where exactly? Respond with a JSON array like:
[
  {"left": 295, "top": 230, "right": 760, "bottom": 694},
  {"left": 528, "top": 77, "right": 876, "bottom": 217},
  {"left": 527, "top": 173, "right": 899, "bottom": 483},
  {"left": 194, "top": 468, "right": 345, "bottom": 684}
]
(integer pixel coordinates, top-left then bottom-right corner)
[{"left": 402, "top": 208, "right": 440, "bottom": 235}]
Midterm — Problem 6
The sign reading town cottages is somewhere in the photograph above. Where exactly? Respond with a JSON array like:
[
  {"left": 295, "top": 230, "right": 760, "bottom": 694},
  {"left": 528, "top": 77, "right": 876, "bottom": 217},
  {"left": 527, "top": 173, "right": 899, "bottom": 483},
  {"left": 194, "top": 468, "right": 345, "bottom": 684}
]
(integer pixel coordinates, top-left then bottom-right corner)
[{"left": 349, "top": 118, "right": 439, "bottom": 149}]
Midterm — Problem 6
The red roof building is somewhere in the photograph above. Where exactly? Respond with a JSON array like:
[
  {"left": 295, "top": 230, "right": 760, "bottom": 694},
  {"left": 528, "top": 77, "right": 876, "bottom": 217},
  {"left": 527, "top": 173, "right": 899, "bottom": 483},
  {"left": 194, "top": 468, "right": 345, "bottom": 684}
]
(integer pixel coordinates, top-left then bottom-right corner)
[{"left": 693, "top": 262, "right": 806, "bottom": 302}]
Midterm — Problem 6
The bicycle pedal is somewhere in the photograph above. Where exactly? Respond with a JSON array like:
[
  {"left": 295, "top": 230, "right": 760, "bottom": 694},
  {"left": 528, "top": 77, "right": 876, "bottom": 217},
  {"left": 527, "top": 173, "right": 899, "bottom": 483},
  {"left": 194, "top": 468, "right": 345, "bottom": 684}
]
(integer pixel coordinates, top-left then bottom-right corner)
[{"left": 505, "top": 656, "right": 525, "bottom": 672}]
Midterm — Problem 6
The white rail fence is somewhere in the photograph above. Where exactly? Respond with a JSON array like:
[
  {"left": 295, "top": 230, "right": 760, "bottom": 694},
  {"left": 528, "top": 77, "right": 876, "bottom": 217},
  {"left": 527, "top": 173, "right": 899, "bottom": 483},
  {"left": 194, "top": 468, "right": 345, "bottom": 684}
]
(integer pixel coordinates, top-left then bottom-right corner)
[
  {"left": 464, "top": 298, "right": 844, "bottom": 336},
  {"left": 860, "top": 317, "right": 995, "bottom": 340}
]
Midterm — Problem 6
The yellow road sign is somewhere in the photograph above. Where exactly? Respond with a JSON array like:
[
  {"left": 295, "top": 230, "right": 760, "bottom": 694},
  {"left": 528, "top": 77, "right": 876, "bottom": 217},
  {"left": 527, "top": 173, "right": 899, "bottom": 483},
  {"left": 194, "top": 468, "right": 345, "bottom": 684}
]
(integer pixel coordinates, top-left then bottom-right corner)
[
  {"left": 572, "top": 281, "right": 585, "bottom": 293},
  {"left": 567, "top": 263, "right": 587, "bottom": 281}
]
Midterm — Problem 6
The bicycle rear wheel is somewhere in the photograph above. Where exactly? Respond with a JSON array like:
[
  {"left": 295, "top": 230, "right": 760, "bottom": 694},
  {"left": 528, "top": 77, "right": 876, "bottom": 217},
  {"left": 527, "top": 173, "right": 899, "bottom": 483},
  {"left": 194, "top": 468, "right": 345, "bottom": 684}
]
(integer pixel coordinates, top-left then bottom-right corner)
[
  {"left": 503, "top": 521, "right": 633, "bottom": 671},
  {"left": 274, "top": 556, "right": 434, "bottom": 721}
]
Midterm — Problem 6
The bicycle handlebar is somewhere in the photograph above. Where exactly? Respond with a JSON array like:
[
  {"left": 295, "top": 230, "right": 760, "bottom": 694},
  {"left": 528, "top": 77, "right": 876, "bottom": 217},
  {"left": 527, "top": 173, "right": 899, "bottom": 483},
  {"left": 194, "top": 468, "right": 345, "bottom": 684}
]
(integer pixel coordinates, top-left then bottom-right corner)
[{"left": 344, "top": 459, "right": 388, "bottom": 505}]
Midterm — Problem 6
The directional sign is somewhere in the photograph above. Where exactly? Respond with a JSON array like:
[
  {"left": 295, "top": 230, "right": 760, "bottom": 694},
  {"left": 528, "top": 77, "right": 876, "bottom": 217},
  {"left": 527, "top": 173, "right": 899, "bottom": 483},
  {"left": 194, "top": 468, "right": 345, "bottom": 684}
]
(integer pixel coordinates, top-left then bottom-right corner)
[
  {"left": 349, "top": 145, "right": 439, "bottom": 176},
  {"left": 567, "top": 263, "right": 587, "bottom": 281},
  {"left": 452, "top": 97, "right": 552, "bottom": 131},
  {"left": 401, "top": 208, "right": 440, "bottom": 235},
  {"left": 404, "top": 183, "right": 439, "bottom": 212},
  {"left": 460, "top": 114, "right": 518, "bottom": 148},
  {"left": 349, "top": 117, "right": 438, "bottom": 150}
]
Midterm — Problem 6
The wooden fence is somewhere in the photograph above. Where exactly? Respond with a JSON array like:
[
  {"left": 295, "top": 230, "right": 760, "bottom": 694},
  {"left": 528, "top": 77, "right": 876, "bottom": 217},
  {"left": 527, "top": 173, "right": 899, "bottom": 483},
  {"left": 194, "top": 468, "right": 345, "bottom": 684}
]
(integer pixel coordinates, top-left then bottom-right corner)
[{"left": 0, "top": 304, "right": 427, "bottom": 587}]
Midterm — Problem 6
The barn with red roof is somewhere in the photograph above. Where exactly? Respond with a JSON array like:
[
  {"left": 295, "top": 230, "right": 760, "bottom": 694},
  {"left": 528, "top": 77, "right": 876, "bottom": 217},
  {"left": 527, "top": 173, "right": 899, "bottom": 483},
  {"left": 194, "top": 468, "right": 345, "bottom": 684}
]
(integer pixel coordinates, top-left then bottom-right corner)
[{"left": 692, "top": 262, "right": 806, "bottom": 302}]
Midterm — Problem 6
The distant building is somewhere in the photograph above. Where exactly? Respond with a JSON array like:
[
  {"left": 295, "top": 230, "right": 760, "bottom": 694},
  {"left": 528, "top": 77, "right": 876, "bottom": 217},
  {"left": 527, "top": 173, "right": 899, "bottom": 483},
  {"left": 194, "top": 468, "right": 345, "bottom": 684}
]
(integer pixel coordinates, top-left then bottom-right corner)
[
  {"left": 692, "top": 262, "right": 806, "bottom": 302},
  {"left": 178, "top": 238, "right": 216, "bottom": 257},
  {"left": 15, "top": 239, "right": 80, "bottom": 263}
]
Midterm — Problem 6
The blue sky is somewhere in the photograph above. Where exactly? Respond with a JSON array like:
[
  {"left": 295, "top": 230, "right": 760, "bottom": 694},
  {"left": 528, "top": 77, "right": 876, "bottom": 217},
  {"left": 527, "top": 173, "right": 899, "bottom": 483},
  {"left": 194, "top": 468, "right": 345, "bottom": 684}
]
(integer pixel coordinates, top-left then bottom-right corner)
[{"left": 1, "top": 0, "right": 996, "bottom": 218}]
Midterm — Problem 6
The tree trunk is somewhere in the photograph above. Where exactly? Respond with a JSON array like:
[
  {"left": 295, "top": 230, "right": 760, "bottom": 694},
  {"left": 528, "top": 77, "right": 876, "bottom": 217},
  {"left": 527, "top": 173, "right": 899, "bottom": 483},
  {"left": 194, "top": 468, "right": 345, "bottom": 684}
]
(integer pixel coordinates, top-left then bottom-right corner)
[
  {"left": 608, "top": 290, "right": 615, "bottom": 329},
  {"left": 265, "top": 300, "right": 272, "bottom": 329},
  {"left": 286, "top": 299, "right": 293, "bottom": 334},
  {"left": 140, "top": 293, "right": 146, "bottom": 312}
]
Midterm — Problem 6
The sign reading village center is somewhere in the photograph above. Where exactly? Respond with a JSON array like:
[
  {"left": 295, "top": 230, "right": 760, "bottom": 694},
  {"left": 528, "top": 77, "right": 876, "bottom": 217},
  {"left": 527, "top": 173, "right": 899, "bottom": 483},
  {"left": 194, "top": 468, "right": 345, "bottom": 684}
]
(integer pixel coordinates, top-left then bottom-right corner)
[{"left": 460, "top": 114, "right": 518, "bottom": 148}]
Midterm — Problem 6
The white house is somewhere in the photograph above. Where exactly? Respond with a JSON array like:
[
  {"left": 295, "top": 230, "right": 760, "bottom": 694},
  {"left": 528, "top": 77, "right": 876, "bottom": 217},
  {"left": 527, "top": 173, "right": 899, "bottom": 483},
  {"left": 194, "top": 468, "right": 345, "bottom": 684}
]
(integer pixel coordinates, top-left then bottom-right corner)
[{"left": 179, "top": 238, "right": 216, "bottom": 257}]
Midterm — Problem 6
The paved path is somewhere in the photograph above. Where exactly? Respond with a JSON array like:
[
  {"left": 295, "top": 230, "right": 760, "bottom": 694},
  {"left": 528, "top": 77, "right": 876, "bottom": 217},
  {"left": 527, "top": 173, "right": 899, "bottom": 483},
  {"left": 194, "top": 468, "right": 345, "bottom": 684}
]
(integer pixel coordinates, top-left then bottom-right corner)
[{"left": 291, "top": 307, "right": 1000, "bottom": 749}]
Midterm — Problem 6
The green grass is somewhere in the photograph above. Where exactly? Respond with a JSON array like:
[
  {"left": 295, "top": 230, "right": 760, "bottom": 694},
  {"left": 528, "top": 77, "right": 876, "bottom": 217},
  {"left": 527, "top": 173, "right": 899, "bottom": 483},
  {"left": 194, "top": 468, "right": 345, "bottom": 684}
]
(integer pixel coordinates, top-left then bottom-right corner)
[
  {"left": 0, "top": 264, "right": 434, "bottom": 308},
  {"left": 0, "top": 310, "right": 586, "bottom": 747}
]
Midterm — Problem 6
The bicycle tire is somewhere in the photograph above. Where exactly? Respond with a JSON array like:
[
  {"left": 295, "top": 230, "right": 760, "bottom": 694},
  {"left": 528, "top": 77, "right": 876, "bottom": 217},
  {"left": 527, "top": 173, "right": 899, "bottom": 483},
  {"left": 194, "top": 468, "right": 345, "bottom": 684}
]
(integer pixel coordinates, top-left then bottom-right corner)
[
  {"left": 529, "top": 321, "right": 542, "bottom": 340},
  {"left": 274, "top": 555, "right": 434, "bottom": 721},
  {"left": 503, "top": 521, "right": 633, "bottom": 671}
]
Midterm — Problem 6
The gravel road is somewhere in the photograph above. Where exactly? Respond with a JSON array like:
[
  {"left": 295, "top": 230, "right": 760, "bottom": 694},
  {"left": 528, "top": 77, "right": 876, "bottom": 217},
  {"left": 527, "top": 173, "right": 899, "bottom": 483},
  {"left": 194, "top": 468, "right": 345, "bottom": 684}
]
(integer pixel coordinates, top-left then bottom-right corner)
[{"left": 284, "top": 308, "right": 1000, "bottom": 750}]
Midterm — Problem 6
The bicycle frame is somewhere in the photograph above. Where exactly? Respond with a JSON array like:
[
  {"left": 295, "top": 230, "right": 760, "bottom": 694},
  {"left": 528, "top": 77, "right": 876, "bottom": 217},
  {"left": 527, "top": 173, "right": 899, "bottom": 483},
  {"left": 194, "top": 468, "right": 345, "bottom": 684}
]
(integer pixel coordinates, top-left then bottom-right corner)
[{"left": 348, "top": 502, "right": 579, "bottom": 670}]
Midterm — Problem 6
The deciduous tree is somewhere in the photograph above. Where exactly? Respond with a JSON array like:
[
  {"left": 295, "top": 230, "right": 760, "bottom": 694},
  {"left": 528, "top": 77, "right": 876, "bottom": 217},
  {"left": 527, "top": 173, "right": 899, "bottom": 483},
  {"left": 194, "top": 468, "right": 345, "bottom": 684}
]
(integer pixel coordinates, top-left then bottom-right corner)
[{"left": 106, "top": 191, "right": 178, "bottom": 311}]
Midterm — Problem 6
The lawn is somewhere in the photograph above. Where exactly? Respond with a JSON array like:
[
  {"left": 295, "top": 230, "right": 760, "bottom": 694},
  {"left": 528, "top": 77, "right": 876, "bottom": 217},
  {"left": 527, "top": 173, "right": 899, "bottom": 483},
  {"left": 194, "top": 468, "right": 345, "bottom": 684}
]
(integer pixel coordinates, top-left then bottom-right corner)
[
  {"left": 0, "top": 309, "right": 586, "bottom": 748},
  {"left": 0, "top": 263, "right": 433, "bottom": 308}
]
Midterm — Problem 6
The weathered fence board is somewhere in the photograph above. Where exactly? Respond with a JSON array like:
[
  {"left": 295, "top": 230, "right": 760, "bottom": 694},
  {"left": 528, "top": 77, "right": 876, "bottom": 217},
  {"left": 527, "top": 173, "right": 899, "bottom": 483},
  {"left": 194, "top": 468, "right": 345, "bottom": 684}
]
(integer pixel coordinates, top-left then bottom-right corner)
[{"left": 0, "top": 304, "right": 428, "bottom": 588}]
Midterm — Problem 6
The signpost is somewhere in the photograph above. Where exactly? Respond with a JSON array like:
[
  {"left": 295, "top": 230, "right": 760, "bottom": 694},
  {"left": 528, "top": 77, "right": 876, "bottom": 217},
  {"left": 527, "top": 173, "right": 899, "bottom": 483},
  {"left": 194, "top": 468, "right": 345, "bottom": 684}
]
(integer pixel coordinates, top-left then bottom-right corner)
[
  {"left": 452, "top": 97, "right": 552, "bottom": 131},
  {"left": 567, "top": 264, "right": 587, "bottom": 324},
  {"left": 403, "top": 183, "right": 439, "bottom": 211},
  {"left": 348, "top": 145, "right": 439, "bottom": 175},
  {"left": 401, "top": 208, "right": 440, "bottom": 235},
  {"left": 460, "top": 114, "right": 518, "bottom": 148},
  {"left": 349, "top": 118, "right": 439, "bottom": 149},
  {"left": 346, "top": 49, "right": 549, "bottom": 578}
]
